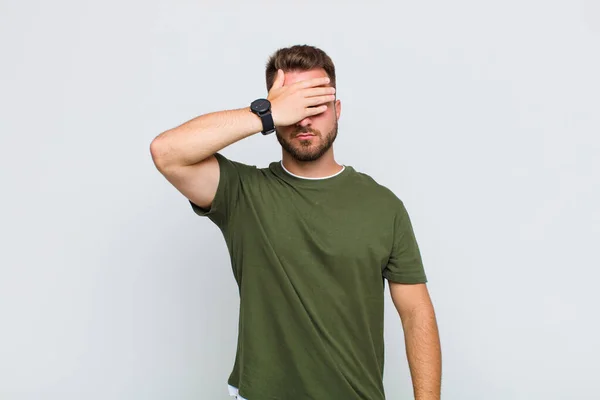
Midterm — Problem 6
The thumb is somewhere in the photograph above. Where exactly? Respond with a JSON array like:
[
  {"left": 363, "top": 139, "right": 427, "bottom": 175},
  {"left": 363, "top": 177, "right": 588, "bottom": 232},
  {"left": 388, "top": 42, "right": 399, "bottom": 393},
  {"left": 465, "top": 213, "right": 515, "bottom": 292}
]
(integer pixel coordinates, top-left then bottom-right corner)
[{"left": 272, "top": 69, "right": 285, "bottom": 89}]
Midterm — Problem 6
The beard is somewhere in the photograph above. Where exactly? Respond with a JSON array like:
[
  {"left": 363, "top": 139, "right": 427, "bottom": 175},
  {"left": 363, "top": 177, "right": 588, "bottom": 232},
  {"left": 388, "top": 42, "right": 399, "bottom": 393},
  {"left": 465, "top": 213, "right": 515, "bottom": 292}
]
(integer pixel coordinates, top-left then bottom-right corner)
[{"left": 276, "top": 119, "right": 338, "bottom": 162}]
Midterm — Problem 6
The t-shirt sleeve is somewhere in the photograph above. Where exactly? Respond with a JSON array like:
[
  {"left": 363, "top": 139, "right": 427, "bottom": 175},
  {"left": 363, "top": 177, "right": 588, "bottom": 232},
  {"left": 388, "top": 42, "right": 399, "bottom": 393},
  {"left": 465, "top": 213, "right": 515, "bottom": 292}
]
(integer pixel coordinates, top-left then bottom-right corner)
[
  {"left": 188, "top": 152, "right": 255, "bottom": 228},
  {"left": 382, "top": 201, "right": 428, "bottom": 284}
]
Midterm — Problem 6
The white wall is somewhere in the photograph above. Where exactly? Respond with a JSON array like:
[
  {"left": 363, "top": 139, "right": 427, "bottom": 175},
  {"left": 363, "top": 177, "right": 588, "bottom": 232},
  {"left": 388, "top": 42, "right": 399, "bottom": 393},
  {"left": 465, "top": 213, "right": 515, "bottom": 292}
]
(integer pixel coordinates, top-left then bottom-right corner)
[{"left": 1, "top": 0, "right": 598, "bottom": 399}]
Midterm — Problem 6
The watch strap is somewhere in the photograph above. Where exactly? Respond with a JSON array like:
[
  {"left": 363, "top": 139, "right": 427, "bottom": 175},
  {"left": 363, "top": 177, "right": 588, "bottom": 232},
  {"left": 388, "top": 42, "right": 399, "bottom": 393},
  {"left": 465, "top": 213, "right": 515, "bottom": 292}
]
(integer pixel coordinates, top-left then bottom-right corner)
[{"left": 258, "top": 111, "right": 275, "bottom": 135}]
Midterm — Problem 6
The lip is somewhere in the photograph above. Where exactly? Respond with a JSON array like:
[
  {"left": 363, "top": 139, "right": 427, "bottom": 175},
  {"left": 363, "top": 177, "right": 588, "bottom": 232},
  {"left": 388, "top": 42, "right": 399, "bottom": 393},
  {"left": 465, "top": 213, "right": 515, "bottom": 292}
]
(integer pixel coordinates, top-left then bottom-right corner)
[{"left": 295, "top": 134, "right": 315, "bottom": 139}]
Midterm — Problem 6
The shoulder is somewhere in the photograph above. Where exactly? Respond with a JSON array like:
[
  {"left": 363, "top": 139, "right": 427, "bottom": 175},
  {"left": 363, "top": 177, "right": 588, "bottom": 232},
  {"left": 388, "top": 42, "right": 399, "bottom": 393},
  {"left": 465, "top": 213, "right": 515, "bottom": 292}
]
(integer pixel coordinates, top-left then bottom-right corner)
[
  {"left": 348, "top": 167, "right": 406, "bottom": 208},
  {"left": 214, "top": 152, "right": 259, "bottom": 172},
  {"left": 213, "top": 152, "right": 268, "bottom": 181}
]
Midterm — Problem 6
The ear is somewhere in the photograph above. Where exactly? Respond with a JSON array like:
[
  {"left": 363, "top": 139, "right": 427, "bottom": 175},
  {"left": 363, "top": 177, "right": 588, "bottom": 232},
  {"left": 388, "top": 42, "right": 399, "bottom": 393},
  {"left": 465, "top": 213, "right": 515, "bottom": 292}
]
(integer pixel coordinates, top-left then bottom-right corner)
[{"left": 335, "top": 99, "right": 342, "bottom": 120}]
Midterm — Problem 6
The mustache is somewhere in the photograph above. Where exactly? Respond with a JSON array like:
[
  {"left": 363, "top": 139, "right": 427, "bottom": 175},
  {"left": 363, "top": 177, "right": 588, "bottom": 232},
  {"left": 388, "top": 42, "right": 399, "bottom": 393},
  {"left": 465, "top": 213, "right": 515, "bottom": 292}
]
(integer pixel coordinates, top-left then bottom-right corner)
[{"left": 295, "top": 127, "right": 320, "bottom": 136}]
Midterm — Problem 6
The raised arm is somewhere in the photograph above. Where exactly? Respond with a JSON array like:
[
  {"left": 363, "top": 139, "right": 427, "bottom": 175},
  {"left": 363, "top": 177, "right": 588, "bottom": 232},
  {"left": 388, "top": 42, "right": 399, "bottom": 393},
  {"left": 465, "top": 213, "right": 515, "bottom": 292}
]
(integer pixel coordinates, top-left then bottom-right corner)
[{"left": 149, "top": 70, "right": 335, "bottom": 209}]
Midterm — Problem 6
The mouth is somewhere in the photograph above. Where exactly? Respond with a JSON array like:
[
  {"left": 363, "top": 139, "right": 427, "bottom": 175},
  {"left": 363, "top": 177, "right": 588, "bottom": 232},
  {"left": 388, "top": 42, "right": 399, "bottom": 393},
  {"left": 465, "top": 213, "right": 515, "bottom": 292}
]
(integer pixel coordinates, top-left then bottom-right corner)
[{"left": 295, "top": 134, "right": 315, "bottom": 139}]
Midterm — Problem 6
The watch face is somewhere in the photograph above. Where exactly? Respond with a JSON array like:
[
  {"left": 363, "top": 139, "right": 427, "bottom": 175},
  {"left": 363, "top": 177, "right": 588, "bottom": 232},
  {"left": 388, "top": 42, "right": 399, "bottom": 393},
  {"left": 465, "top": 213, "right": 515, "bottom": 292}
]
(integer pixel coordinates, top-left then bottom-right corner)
[{"left": 251, "top": 98, "right": 270, "bottom": 113}]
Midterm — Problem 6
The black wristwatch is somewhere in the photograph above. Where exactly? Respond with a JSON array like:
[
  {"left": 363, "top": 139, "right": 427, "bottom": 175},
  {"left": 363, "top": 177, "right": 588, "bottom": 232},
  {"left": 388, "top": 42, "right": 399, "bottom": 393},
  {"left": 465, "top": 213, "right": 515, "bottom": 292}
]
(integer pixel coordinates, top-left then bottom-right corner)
[{"left": 250, "top": 98, "right": 276, "bottom": 135}]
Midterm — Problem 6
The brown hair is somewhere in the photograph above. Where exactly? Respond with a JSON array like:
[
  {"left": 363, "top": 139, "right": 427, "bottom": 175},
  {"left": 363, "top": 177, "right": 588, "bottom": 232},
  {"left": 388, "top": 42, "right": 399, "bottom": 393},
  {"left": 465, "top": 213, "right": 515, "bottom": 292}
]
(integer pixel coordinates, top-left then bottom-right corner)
[{"left": 265, "top": 44, "right": 336, "bottom": 91}]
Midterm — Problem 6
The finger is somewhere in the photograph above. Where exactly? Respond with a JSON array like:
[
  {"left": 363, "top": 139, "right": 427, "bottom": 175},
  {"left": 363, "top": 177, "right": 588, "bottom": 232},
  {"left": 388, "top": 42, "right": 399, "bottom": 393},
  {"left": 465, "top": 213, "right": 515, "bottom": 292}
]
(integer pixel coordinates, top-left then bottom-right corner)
[
  {"left": 295, "top": 76, "right": 331, "bottom": 90},
  {"left": 305, "top": 94, "right": 336, "bottom": 107},
  {"left": 272, "top": 69, "right": 285, "bottom": 89},
  {"left": 305, "top": 104, "right": 328, "bottom": 117},
  {"left": 302, "top": 86, "right": 336, "bottom": 98}
]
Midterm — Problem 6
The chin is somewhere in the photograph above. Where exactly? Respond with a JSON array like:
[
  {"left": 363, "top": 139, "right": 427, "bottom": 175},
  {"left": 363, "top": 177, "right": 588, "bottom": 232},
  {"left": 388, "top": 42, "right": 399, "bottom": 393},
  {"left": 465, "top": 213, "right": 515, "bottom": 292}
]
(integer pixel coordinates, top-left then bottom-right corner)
[{"left": 292, "top": 153, "right": 323, "bottom": 162}]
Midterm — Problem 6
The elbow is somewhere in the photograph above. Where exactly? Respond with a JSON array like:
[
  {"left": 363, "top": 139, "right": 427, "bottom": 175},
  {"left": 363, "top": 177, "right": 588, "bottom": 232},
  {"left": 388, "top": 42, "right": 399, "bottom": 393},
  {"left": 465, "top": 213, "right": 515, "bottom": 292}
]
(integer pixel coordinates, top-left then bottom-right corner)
[{"left": 149, "top": 134, "right": 170, "bottom": 171}]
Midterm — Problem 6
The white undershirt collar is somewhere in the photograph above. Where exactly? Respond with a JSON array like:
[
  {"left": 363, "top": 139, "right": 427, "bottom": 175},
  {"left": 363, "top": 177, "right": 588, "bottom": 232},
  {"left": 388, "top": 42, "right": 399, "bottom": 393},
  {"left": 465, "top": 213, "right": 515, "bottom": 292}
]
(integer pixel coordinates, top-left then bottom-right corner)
[{"left": 280, "top": 160, "right": 345, "bottom": 180}]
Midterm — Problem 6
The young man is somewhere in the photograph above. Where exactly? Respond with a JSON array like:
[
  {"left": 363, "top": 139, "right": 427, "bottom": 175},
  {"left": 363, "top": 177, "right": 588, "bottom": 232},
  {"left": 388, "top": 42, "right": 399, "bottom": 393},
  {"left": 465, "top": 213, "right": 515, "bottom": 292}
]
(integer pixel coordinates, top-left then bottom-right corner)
[{"left": 150, "top": 45, "right": 442, "bottom": 400}]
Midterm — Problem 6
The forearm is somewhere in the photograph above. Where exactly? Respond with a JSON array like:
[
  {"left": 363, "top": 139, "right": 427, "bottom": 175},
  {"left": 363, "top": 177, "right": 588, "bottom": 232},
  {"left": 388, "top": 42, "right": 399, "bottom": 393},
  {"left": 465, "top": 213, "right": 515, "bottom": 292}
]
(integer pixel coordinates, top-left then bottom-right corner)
[
  {"left": 402, "top": 305, "right": 442, "bottom": 400},
  {"left": 151, "top": 107, "right": 262, "bottom": 168}
]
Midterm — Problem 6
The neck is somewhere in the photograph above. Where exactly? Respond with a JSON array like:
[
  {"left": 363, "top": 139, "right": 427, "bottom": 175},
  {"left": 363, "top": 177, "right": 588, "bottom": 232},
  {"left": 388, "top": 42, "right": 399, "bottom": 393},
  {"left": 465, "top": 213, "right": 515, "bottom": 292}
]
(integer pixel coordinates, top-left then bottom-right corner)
[{"left": 281, "top": 151, "right": 343, "bottom": 179}]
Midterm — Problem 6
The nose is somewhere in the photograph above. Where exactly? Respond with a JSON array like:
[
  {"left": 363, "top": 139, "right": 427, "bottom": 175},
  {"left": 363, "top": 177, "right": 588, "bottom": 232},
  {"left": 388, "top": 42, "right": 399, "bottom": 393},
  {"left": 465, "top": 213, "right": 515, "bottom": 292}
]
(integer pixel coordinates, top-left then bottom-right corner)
[{"left": 296, "top": 117, "right": 312, "bottom": 128}]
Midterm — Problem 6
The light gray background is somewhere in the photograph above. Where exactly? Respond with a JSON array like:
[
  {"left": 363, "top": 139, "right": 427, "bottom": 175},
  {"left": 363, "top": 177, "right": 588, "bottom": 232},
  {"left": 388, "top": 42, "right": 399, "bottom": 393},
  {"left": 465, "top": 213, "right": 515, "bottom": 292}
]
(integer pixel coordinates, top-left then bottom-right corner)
[{"left": 1, "top": 0, "right": 599, "bottom": 399}]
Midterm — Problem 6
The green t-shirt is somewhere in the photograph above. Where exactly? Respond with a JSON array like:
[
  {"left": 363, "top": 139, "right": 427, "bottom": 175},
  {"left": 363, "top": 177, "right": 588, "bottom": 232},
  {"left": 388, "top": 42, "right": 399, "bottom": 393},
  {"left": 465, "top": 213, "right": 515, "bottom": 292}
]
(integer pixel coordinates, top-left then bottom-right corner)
[{"left": 190, "top": 153, "right": 427, "bottom": 400}]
